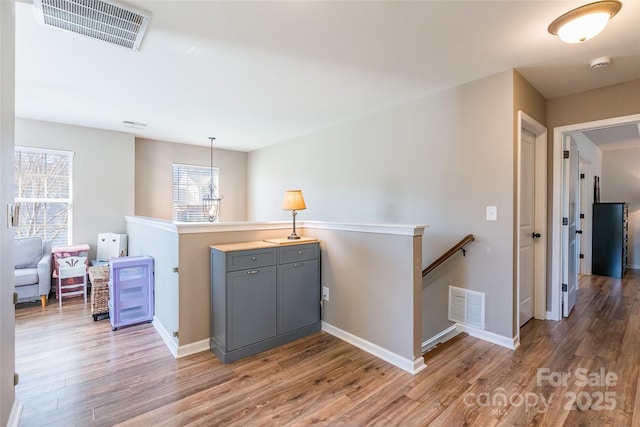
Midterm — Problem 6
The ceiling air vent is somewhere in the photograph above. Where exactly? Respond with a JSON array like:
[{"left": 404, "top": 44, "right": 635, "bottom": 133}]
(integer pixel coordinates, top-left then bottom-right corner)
[{"left": 33, "top": 0, "right": 151, "bottom": 51}]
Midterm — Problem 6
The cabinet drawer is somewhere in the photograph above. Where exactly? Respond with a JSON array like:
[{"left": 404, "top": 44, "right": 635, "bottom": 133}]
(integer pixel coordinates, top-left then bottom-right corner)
[
  {"left": 227, "top": 248, "right": 276, "bottom": 272},
  {"left": 279, "top": 243, "right": 318, "bottom": 264}
]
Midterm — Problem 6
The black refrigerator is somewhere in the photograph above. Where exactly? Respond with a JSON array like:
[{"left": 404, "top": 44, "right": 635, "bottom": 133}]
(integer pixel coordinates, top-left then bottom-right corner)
[{"left": 592, "top": 202, "right": 629, "bottom": 279}]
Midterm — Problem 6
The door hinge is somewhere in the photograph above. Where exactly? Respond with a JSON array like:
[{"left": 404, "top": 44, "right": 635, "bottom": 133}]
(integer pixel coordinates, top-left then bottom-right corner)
[
  {"left": 173, "top": 267, "right": 179, "bottom": 273},
  {"left": 563, "top": 150, "right": 570, "bottom": 159},
  {"left": 579, "top": 253, "right": 584, "bottom": 259},
  {"left": 172, "top": 331, "right": 179, "bottom": 338},
  {"left": 562, "top": 217, "right": 568, "bottom": 226},
  {"left": 14, "top": 373, "right": 19, "bottom": 386},
  {"left": 13, "top": 291, "right": 18, "bottom": 305},
  {"left": 580, "top": 213, "right": 584, "bottom": 219},
  {"left": 580, "top": 173, "right": 585, "bottom": 179},
  {"left": 562, "top": 283, "right": 568, "bottom": 292}
]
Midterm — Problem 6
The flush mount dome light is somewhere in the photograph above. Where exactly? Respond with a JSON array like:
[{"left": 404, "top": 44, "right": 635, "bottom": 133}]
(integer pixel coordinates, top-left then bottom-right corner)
[{"left": 548, "top": 1, "right": 622, "bottom": 43}]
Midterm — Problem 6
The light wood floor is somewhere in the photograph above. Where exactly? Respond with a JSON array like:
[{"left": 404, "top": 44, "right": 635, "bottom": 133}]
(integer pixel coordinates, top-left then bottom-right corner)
[{"left": 15, "top": 270, "right": 639, "bottom": 426}]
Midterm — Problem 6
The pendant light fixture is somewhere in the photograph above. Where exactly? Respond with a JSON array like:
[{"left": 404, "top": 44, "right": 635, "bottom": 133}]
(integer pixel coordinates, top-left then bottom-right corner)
[
  {"left": 202, "top": 137, "right": 223, "bottom": 222},
  {"left": 548, "top": 1, "right": 622, "bottom": 44}
]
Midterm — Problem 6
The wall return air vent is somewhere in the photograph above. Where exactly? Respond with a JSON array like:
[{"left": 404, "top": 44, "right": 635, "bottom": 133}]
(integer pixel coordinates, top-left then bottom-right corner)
[
  {"left": 33, "top": 0, "right": 151, "bottom": 51},
  {"left": 448, "top": 286, "right": 485, "bottom": 330}
]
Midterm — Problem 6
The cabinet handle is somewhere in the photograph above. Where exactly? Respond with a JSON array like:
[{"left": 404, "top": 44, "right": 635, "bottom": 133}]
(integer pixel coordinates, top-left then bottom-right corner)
[
  {"left": 247, "top": 270, "right": 259, "bottom": 275},
  {"left": 297, "top": 251, "right": 303, "bottom": 254},
  {"left": 251, "top": 256, "right": 257, "bottom": 261},
  {"left": 294, "top": 263, "right": 304, "bottom": 268}
]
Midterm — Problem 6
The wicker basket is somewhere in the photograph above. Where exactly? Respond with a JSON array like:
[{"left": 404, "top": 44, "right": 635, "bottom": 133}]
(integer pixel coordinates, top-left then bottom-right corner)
[{"left": 88, "top": 265, "right": 110, "bottom": 321}]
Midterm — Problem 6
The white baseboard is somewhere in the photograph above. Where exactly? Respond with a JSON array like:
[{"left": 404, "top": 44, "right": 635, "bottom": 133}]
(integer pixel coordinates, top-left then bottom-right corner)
[
  {"left": 546, "top": 310, "right": 560, "bottom": 321},
  {"left": 153, "top": 316, "right": 178, "bottom": 358},
  {"left": 456, "top": 324, "right": 519, "bottom": 350},
  {"left": 322, "top": 322, "right": 426, "bottom": 375},
  {"left": 7, "top": 399, "right": 22, "bottom": 427},
  {"left": 176, "top": 339, "right": 210, "bottom": 358},
  {"left": 421, "top": 324, "right": 459, "bottom": 353},
  {"left": 153, "top": 316, "right": 210, "bottom": 359}
]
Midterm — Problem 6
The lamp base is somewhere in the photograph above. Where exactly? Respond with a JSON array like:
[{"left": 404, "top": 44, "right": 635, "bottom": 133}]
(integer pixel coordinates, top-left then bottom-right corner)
[{"left": 287, "top": 234, "right": 301, "bottom": 240}]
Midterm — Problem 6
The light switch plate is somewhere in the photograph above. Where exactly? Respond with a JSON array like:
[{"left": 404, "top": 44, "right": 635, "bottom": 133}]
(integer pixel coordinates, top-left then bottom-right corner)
[{"left": 486, "top": 206, "right": 497, "bottom": 221}]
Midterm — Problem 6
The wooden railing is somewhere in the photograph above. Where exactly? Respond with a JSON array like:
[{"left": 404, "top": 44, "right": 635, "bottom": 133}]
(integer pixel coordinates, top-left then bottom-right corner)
[{"left": 422, "top": 234, "right": 475, "bottom": 277}]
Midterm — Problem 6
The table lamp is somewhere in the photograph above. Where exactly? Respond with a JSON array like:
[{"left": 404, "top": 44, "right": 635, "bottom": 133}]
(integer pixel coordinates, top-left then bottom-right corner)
[{"left": 282, "top": 190, "right": 306, "bottom": 240}]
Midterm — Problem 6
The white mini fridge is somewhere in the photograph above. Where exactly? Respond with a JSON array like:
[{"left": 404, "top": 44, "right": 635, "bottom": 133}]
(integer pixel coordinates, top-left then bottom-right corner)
[{"left": 97, "top": 233, "right": 128, "bottom": 261}]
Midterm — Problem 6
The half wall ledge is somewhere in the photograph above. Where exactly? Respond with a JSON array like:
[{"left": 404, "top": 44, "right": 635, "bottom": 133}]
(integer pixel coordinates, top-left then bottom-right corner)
[{"left": 125, "top": 216, "right": 427, "bottom": 374}]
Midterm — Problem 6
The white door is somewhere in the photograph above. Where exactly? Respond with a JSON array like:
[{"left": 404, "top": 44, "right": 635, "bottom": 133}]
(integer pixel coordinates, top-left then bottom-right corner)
[
  {"left": 562, "top": 137, "right": 579, "bottom": 317},
  {"left": 519, "top": 129, "right": 536, "bottom": 326}
]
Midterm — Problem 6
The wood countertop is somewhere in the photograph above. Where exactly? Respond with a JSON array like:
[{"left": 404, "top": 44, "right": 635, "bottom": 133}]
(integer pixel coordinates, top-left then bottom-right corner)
[{"left": 210, "top": 237, "right": 318, "bottom": 252}]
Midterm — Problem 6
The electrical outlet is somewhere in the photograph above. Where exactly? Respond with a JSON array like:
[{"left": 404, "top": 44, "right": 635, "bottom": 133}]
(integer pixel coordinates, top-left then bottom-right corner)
[{"left": 322, "top": 287, "right": 329, "bottom": 301}]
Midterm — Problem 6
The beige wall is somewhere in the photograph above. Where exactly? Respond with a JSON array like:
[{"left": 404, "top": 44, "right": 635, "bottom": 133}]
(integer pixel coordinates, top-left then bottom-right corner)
[
  {"left": 513, "top": 70, "right": 547, "bottom": 331},
  {"left": 15, "top": 119, "right": 135, "bottom": 261},
  {"left": 177, "top": 228, "right": 289, "bottom": 344},
  {"left": 547, "top": 80, "right": 640, "bottom": 129},
  {"left": 249, "top": 71, "right": 518, "bottom": 341},
  {"left": 514, "top": 70, "right": 547, "bottom": 128},
  {"left": 135, "top": 138, "right": 248, "bottom": 222},
  {"left": 0, "top": 1, "right": 16, "bottom": 423},
  {"left": 601, "top": 147, "right": 640, "bottom": 269}
]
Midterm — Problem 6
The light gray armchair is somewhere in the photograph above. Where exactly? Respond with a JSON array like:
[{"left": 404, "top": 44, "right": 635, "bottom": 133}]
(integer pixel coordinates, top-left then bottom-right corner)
[{"left": 14, "top": 236, "right": 52, "bottom": 307}]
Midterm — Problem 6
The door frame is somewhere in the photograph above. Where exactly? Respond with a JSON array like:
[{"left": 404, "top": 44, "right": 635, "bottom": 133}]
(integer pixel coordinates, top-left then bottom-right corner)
[
  {"left": 549, "top": 113, "right": 640, "bottom": 321},
  {"left": 516, "top": 111, "right": 547, "bottom": 334},
  {"left": 561, "top": 135, "right": 579, "bottom": 317}
]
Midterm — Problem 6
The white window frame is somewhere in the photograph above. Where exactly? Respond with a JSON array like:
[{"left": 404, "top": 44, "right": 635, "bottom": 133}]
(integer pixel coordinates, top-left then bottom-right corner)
[
  {"left": 172, "top": 163, "right": 220, "bottom": 223},
  {"left": 14, "top": 146, "right": 74, "bottom": 248}
]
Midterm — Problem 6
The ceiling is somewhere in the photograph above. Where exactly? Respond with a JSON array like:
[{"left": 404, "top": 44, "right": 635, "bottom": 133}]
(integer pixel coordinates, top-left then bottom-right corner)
[
  {"left": 14, "top": 0, "right": 640, "bottom": 152},
  {"left": 580, "top": 122, "right": 640, "bottom": 150}
]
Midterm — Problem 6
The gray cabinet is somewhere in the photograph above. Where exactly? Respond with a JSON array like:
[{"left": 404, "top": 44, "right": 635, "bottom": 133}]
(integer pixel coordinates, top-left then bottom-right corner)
[
  {"left": 592, "top": 202, "right": 628, "bottom": 278},
  {"left": 210, "top": 240, "right": 320, "bottom": 363}
]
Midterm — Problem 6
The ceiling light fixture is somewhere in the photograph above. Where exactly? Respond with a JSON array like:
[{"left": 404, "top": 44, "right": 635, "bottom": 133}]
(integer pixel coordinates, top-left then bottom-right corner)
[
  {"left": 548, "top": 1, "right": 622, "bottom": 43},
  {"left": 202, "top": 137, "right": 223, "bottom": 222}
]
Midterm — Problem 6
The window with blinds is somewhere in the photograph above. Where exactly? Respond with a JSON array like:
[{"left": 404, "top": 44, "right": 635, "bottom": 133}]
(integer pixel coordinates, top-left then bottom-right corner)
[
  {"left": 14, "top": 147, "right": 73, "bottom": 249},
  {"left": 172, "top": 163, "right": 220, "bottom": 222}
]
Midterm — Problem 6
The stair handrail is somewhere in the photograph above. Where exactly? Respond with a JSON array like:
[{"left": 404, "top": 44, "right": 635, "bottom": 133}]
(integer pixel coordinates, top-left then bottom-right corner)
[{"left": 422, "top": 234, "right": 475, "bottom": 277}]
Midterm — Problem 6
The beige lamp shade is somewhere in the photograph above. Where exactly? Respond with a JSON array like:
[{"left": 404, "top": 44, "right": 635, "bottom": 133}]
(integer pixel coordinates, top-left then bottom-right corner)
[{"left": 282, "top": 190, "right": 306, "bottom": 211}]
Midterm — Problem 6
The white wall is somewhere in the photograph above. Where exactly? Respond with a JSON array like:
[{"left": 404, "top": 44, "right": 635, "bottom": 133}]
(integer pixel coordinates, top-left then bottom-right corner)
[
  {"left": 248, "top": 71, "right": 517, "bottom": 342},
  {"left": 15, "top": 119, "right": 135, "bottom": 260},
  {"left": 601, "top": 146, "right": 640, "bottom": 269},
  {"left": 0, "top": 1, "right": 17, "bottom": 424}
]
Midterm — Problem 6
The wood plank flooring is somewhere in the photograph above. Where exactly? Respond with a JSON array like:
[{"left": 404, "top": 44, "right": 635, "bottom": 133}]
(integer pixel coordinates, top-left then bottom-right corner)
[{"left": 15, "top": 270, "right": 639, "bottom": 426}]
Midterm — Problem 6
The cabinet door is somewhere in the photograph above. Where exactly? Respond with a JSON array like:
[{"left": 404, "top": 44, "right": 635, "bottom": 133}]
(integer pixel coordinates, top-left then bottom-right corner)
[
  {"left": 278, "top": 259, "right": 320, "bottom": 334},
  {"left": 227, "top": 266, "right": 277, "bottom": 351}
]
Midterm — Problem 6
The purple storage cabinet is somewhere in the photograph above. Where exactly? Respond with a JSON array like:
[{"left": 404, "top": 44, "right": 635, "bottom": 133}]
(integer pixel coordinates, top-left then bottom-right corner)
[{"left": 109, "top": 256, "right": 154, "bottom": 331}]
